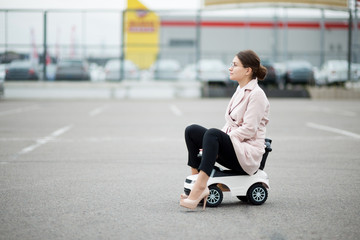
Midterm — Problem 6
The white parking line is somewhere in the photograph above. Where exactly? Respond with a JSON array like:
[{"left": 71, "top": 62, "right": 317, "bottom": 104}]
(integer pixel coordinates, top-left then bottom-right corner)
[
  {"left": 306, "top": 122, "right": 360, "bottom": 139},
  {"left": 18, "top": 125, "right": 73, "bottom": 155},
  {"left": 89, "top": 105, "right": 107, "bottom": 117},
  {"left": 169, "top": 104, "right": 183, "bottom": 116},
  {"left": 0, "top": 105, "right": 40, "bottom": 117}
]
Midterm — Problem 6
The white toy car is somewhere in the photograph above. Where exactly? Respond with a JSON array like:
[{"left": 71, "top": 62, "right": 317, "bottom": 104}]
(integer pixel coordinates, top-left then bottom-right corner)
[{"left": 183, "top": 139, "right": 272, "bottom": 207}]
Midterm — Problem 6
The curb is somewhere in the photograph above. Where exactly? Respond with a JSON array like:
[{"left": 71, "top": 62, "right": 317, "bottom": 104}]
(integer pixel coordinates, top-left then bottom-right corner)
[
  {"left": 3, "top": 81, "right": 202, "bottom": 99},
  {"left": 2, "top": 81, "right": 360, "bottom": 100}
]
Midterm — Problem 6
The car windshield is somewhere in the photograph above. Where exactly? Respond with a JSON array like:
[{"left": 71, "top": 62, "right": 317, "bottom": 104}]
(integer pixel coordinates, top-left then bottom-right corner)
[
  {"left": 328, "top": 61, "right": 348, "bottom": 69},
  {"left": 288, "top": 61, "right": 311, "bottom": 69},
  {"left": 155, "top": 60, "right": 179, "bottom": 70},
  {"left": 58, "top": 60, "right": 83, "bottom": 67},
  {"left": 199, "top": 60, "right": 225, "bottom": 70},
  {"left": 107, "top": 60, "right": 137, "bottom": 69},
  {"left": 10, "top": 61, "right": 32, "bottom": 67},
  {"left": 107, "top": 60, "right": 120, "bottom": 68}
]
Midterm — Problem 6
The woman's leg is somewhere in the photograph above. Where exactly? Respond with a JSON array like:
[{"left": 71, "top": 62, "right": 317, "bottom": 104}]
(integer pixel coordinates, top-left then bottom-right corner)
[
  {"left": 188, "top": 128, "right": 247, "bottom": 199},
  {"left": 184, "top": 127, "right": 247, "bottom": 201},
  {"left": 199, "top": 128, "right": 246, "bottom": 176},
  {"left": 184, "top": 124, "right": 207, "bottom": 173}
]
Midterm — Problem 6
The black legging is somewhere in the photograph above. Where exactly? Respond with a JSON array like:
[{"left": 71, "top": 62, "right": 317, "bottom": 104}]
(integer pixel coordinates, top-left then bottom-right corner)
[{"left": 185, "top": 124, "right": 247, "bottom": 176}]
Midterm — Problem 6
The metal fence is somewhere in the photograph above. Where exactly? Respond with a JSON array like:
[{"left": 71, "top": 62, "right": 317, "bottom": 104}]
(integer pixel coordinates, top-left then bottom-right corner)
[{"left": 0, "top": 7, "right": 359, "bottom": 82}]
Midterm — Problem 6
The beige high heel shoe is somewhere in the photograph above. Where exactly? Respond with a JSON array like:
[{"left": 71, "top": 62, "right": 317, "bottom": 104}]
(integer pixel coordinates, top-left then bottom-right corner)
[
  {"left": 180, "top": 193, "right": 188, "bottom": 199},
  {"left": 180, "top": 188, "right": 209, "bottom": 210}
]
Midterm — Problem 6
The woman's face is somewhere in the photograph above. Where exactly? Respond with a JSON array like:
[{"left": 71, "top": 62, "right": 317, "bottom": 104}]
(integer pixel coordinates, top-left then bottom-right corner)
[{"left": 229, "top": 56, "right": 251, "bottom": 83}]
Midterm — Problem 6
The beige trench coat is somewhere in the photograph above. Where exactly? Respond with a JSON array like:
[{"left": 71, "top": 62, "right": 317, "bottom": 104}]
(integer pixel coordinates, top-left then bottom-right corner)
[{"left": 221, "top": 79, "right": 270, "bottom": 175}]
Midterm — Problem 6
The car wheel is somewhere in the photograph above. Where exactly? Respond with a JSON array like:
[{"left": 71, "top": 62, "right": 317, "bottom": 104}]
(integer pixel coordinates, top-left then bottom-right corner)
[
  {"left": 184, "top": 188, "right": 191, "bottom": 196},
  {"left": 247, "top": 183, "right": 268, "bottom": 205},
  {"left": 236, "top": 196, "right": 249, "bottom": 203},
  {"left": 206, "top": 185, "right": 223, "bottom": 207}
]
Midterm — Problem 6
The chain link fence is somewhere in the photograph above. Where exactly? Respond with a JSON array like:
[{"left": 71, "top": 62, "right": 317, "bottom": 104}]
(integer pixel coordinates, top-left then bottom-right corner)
[{"left": 0, "top": 8, "right": 359, "bottom": 85}]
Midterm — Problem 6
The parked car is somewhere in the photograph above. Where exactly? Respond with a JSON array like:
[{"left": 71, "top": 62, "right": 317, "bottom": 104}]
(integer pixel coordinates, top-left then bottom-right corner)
[
  {"left": 5, "top": 60, "right": 39, "bottom": 80},
  {"left": 0, "top": 64, "right": 7, "bottom": 80},
  {"left": 316, "top": 60, "right": 358, "bottom": 85},
  {"left": 177, "top": 63, "right": 196, "bottom": 81},
  {"left": 0, "top": 64, "right": 5, "bottom": 98},
  {"left": 150, "top": 59, "right": 181, "bottom": 80},
  {"left": 273, "top": 62, "right": 287, "bottom": 89},
  {"left": 178, "top": 59, "right": 228, "bottom": 84},
  {"left": 89, "top": 63, "right": 105, "bottom": 82},
  {"left": 284, "top": 60, "right": 314, "bottom": 86},
  {"left": 260, "top": 60, "right": 286, "bottom": 89},
  {"left": 55, "top": 59, "right": 90, "bottom": 81},
  {"left": 352, "top": 63, "right": 360, "bottom": 81},
  {"left": 0, "top": 64, "right": 7, "bottom": 98},
  {"left": 39, "top": 63, "right": 57, "bottom": 81},
  {"left": 104, "top": 59, "right": 140, "bottom": 81}
]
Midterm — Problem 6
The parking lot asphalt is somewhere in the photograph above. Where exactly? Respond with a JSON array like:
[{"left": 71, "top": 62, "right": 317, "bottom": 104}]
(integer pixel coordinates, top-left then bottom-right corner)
[{"left": 0, "top": 98, "right": 360, "bottom": 240}]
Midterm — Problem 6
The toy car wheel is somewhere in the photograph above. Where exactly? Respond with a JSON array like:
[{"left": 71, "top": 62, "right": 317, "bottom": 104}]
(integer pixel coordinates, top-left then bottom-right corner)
[
  {"left": 184, "top": 188, "right": 190, "bottom": 196},
  {"left": 206, "top": 185, "right": 223, "bottom": 207},
  {"left": 236, "top": 196, "right": 249, "bottom": 203},
  {"left": 247, "top": 183, "right": 268, "bottom": 205}
]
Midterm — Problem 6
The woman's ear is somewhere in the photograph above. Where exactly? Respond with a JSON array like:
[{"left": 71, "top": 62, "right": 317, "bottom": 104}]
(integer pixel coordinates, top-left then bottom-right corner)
[{"left": 245, "top": 67, "right": 252, "bottom": 76}]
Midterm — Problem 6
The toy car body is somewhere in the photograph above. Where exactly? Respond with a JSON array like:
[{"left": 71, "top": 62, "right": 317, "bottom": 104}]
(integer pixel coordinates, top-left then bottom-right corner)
[{"left": 183, "top": 138, "right": 272, "bottom": 207}]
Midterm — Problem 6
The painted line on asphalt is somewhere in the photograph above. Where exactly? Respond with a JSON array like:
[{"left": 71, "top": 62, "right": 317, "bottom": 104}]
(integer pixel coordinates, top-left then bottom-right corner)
[
  {"left": 18, "top": 125, "right": 73, "bottom": 155},
  {"left": 0, "top": 105, "right": 40, "bottom": 117},
  {"left": 169, "top": 104, "right": 183, "bottom": 116},
  {"left": 306, "top": 122, "right": 360, "bottom": 139},
  {"left": 89, "top": 105, "right": 107, "bottom": 117}
]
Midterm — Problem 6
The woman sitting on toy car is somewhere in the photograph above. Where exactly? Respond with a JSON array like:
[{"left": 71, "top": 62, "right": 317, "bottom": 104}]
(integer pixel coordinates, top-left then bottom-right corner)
[{"left": 180, "top": 50, "right": 270, "bottom": 210}]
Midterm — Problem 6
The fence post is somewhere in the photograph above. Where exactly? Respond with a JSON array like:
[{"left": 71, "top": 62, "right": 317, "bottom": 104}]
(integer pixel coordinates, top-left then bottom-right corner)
[
  {"left": 42, "top": 10, "right": 47, "bottom": 81},
  {"left": 347, "top": 8, "right": 352, "bottom": 81},
  {"left": 195, "top": 9, "right": 201, "bottom": 81}
]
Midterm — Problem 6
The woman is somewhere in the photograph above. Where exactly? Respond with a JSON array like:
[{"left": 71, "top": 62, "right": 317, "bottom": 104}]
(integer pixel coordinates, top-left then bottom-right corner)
[{"left": 180, "top": 50, "right": 270, "bottom": 210}]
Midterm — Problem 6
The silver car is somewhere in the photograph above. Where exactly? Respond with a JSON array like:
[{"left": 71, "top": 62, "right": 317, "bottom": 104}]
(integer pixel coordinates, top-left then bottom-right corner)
[
  {"left": 55, "top": 59, "right": 90, "bottom": 81},
  {"left": 0, "top": 64, "right": 5, "bottom": 98},
  {"left": 104, "top": 59, "right": 140, "bottom": 81},
  {"left": 178, "top": 59, "right": 228, "bottom": 84},
  {"left": 150, "top": 59, "right": 181, "bottom": 80},
  {"left": 316, "top": 60, "right": 358, "bottom": 85}
]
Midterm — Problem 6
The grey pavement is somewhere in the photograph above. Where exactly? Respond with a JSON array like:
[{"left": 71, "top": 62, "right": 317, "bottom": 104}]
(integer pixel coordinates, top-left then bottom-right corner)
[
  {"left": 0, "top": 98, "right": 360, "bottom": 240},
  {"left": 3, "top": 81, "right": 202, "bottom": 99}
]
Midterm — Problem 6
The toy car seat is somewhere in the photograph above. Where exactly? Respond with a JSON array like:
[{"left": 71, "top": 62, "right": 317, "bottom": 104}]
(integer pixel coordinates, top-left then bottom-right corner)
[{"left": 212, "top": 138, "right": 272, "bottom": 177}]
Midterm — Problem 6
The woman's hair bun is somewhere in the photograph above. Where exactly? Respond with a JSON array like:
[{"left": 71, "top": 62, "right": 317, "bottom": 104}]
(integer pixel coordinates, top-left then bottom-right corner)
[
  {"left": 257, "top": 64, "right": 267, "bottom": 81},
  {"left": 236, "top": 50, "right": 267, "bottom": 81}
]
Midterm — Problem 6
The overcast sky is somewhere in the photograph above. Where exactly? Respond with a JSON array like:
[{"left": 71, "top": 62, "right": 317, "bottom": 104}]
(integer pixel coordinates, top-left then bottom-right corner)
[{"left": 0, "top": 0, "right": 201, "bottom": 10}]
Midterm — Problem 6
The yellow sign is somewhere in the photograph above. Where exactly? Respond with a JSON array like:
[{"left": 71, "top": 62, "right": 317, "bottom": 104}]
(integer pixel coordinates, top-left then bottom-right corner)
[
  {"left": 204, "top": 0, "right": 348, "bottom": 9},
  {"left": 125, "top": 0, "right": 160, "bottom": 69}
]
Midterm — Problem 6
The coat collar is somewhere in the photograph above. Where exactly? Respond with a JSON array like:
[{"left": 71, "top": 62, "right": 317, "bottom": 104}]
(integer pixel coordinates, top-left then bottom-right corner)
[
  {"left": 228, "top": 79, "right": 258, "bottom": 114},
  {"left": 242, "top": 78, "right": 258, "bottom": 91}
]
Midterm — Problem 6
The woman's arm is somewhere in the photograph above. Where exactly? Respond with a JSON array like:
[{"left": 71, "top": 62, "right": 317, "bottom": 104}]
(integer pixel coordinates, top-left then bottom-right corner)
[{"left": 229, "top": 90, "right": 268, "bottom": 141}]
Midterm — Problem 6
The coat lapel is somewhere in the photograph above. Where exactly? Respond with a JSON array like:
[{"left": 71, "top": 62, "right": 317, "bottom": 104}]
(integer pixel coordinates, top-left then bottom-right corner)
[
  {"left": 229, "top": 79, "right": 258, "bottom": 114},
  {"left": 229, "top": 88, "right": 245, "bottom": 113}
]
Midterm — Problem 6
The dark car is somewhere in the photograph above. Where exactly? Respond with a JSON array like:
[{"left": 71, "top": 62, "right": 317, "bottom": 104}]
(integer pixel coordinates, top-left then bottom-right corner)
[
  {"left": 285, "top": 60, "right": 314, "bottom": 86},
  {"left": 5, "top": 60, "right": 39, "bottom": 80},
  {"left": 55, "top": 59, "right": 90, "bottom": 81},
  {"left": 261, "top": 60, "right": 278, "bottom": 88}
]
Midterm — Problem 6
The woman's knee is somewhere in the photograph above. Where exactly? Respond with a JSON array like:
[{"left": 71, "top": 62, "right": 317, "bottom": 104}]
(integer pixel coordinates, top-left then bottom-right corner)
[
  {"left": 185, "top": 124, "right": 198, "bottom": 133},
  {"left": 185, "top": 124, "right": 202, "bottom": 137},
  {"left": 204, "top": 128, "right": 222, "bottom": 139}
]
